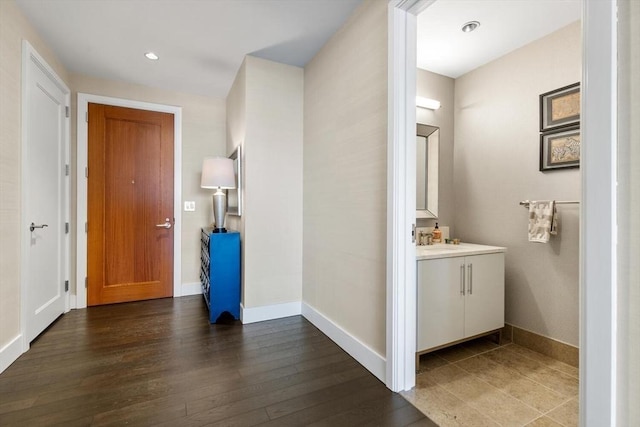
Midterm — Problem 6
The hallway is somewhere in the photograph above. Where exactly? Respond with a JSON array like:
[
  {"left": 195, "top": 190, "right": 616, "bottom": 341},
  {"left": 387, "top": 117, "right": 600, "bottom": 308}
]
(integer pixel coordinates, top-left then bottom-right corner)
[{"left": 0, "top": 296, "right": 432, "bottom": 426}]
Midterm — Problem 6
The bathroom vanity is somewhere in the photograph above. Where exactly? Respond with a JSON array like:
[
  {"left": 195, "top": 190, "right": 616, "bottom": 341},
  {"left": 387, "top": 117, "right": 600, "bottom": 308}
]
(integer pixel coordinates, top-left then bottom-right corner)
[{"left": 416, "top": 243, "right": 506, "bottom": 354}]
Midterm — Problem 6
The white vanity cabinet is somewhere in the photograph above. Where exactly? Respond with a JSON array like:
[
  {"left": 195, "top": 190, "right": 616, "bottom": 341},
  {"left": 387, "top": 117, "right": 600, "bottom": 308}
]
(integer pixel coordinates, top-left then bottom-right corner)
[{"left": 416, "top": 247, "right": 505, "bottom": 353}]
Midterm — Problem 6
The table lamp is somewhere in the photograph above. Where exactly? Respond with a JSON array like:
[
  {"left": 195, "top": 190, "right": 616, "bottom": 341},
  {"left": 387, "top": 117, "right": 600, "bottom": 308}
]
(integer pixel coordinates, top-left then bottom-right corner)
[{"left": 201, "top": 157, "right": 236, "bottom": 232}]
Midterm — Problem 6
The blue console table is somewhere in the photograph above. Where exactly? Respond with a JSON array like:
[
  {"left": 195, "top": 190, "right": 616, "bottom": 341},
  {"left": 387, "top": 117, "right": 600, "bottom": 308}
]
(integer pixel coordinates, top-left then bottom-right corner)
[{"left": 200, "top": 228, "right": 240, "bottom": 323}]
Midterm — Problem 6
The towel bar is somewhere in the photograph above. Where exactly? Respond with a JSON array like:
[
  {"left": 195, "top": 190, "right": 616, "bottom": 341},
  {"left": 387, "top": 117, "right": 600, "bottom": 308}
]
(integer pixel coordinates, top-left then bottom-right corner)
[{"left": 519, "top": 200, "right": 580, "bottom": 207}]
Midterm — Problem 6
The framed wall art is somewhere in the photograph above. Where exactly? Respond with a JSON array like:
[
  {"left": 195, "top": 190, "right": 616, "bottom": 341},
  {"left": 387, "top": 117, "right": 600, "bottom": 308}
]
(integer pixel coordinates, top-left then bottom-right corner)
[
  {"left": 540, "top": 126, "right": 580, "bottom": 171},
  {"left": 540, "top": 82, "right": 580, "bottom": 132},
  {"left": 227, "top": 145, "right": 242, "bottom": 216}
]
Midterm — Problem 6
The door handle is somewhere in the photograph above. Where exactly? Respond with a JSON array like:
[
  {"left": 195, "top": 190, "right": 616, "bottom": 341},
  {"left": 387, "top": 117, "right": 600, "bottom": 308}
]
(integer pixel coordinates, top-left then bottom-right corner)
[
  {"left": 30, "top": 223, "right": 48, "bottom": 232},
  {"left": 468, "top": 263, "right": 473, "bottom": 294},
  {"left": 155, "top": 218, "right": 172, "bottom": 229},
  {"left": 460, "top": 264, "right": 465, "bottom": 295}
]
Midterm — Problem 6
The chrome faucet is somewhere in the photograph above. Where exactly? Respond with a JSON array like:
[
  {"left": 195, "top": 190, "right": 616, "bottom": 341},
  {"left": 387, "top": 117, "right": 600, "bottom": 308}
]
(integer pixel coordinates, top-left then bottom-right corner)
[{"left": 418, "top": 231, "right": 433, "bottom": 246}]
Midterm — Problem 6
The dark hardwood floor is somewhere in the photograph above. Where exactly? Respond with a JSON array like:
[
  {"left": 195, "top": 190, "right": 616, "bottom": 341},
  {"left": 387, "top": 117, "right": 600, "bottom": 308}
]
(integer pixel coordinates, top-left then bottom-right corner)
[{"left": 0, "top": 296, "right": 434, "bottom": 426}]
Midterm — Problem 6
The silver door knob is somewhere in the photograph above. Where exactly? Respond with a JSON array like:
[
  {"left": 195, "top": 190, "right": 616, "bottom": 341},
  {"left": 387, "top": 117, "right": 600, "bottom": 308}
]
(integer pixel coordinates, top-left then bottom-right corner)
[
  {"left": 30, "top": 223, "right": 48, "bottom": 232},
  {"left": 155, "top": 218, "right": 172, "bottom": 229}
]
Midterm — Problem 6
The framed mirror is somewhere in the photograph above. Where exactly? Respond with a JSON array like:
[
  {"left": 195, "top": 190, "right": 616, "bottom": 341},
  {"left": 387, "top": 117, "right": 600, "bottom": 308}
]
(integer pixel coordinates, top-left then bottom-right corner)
[
  {"left": 416, "top": 124, "right": 439, "bottom": 219},
  {"left": 227, "top": 145, "right": 242, "bottom": 216}
]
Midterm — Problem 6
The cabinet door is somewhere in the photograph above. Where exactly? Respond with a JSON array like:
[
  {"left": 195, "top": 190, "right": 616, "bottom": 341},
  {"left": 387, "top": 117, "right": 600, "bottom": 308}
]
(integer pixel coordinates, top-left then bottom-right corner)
[
  {"left": 464, "top": 253, "right": 504, "bottom": 338},
  {"left": 417, "top": 257, "right": 465, "bottom": 351}
]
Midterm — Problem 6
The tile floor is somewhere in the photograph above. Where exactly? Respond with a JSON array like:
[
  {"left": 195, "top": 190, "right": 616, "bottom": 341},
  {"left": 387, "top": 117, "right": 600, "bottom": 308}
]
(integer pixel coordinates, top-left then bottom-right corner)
[{"left": 401, "top": 338, "right": 579, "bottom": 427}]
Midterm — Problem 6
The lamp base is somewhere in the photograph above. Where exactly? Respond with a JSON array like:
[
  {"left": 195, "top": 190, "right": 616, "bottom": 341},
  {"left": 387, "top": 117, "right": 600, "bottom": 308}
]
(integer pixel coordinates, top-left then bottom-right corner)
[
  {"left": 212, "top": 190, "right": 227, "bottom": 232},
  {"left": 212, "top": 228, "right": 227, "bottom": 233}
]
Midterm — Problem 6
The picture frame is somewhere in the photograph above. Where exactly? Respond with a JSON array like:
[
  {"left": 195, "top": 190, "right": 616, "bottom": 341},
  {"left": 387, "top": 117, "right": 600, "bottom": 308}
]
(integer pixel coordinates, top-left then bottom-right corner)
[
  {"left": 540, "top": 126, "right": 580, "bottom": 171},
  {"left": 539, "top": 82, "right": 580, "bottom": 132},
  {"left": 227, "top": 145, "right": 242, "bottom": 216}
]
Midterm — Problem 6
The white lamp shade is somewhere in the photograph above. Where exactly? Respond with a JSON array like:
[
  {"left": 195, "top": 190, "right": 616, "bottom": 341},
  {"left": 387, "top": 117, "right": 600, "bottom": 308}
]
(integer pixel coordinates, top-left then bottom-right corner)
[{"left": 201, "top": 157, "right": 236, "bottom": 189}]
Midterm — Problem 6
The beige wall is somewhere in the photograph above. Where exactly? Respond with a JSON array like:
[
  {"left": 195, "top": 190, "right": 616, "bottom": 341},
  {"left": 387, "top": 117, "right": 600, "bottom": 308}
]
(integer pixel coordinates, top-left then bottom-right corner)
[
  {"left": 0, "top": 0, "right": 70, "bottom": 352},
  {"left": 70, "top": 74, "right": 227, "bottom": 291},
  {"left": 226, "top": 56, "right": 304, "bottom": 309},
  {"left": 244, "top": 56, "right": 304, "bottom": 307},
  {"left": 416, "top": 69, "right": 455, "bottom": 230},
  {"left": 303, "top": 0, "right": 388, "bottom": 356},
  {"left": 454, "top": 22, "right": 581, "bottom": 346},
  {"left": 617, "top": 0, "right": 639, "bottom": 422},
  {"left": 225, "top": 59, "right": 246, "bottom": 267}
]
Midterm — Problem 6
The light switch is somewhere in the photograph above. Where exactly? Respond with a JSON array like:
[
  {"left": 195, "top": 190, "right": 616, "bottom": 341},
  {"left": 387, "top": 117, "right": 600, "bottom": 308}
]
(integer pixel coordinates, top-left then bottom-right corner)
[{"left": 184, "top": 201, "right": 196, "bottom": 211}]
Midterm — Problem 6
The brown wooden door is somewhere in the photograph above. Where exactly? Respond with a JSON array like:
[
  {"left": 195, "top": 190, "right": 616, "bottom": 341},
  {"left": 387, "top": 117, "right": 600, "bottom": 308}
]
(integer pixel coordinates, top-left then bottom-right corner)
[{"left": 88, "top": 103, "right": 174, "bottom": 306}]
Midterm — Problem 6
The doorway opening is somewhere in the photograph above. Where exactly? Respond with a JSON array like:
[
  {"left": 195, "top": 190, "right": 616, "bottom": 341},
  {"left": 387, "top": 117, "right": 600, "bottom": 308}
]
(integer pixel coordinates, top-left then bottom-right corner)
[{"left": 406, "top": 1, "right": 582, "bottom": 423}]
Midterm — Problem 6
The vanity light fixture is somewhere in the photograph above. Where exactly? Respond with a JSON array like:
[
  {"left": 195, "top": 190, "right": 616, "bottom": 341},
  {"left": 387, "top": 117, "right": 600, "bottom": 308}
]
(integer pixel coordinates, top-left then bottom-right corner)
[
  {"left": 144, "top": 51, "right": 159, "bottom": 60},
  {"left": 416, "top": 96, "right": 441, "bottom": 110},
  {"left": 461, "top": 21, "right": 480, "bottom": 33}
]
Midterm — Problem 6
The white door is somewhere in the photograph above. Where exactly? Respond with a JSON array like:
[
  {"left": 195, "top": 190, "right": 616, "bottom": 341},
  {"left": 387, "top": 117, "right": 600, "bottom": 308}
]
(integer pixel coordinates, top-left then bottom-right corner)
[{"left": 22, "top": 42, "right": 70, "bottom": 343}]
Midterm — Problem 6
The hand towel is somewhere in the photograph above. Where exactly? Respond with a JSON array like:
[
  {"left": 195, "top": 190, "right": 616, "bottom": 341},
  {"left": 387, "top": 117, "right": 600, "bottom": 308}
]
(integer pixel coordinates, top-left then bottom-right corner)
[{"left": 528, "top": 200, "right": 557, "bottom": 243}]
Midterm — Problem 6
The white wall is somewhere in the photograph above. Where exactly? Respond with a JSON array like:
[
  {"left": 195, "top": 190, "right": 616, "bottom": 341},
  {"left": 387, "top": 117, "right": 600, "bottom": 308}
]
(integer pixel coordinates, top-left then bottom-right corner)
[
  {"left": 416, "top": 69, "right": 455, "bottom": 230},
  {"left": 617, "top": 0, "right": 639, "bottom": 422},
  {"left": 226, "top": 56, "right": 304, "bottom": 312},
  {"left": 0, "top": 0, "right": 70, "bottom": 366},
  {"left": 303, "top": 0, "right": 388, "bottom": 356},
  {"left": 454, "top": 21, "right": 581, "bottom": 346},
  {"left": 70, "top": 74, "right": 227, "bottom": 292}
]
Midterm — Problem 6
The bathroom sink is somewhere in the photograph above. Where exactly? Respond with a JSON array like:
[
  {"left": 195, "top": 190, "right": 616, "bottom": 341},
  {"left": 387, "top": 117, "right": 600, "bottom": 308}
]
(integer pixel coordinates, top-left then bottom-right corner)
[{"left": 416, "top": 242, "right": 507, "bottom": 260}]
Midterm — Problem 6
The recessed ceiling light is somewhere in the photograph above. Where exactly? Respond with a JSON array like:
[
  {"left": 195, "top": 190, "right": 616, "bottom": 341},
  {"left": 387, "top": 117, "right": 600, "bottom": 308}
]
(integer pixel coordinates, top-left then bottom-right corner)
[
  {"left": 144, "top": 52, "right": 159, "bottom": 60},
  {"left": 461, "top": 21, "right": 480, "bottom": 33}
]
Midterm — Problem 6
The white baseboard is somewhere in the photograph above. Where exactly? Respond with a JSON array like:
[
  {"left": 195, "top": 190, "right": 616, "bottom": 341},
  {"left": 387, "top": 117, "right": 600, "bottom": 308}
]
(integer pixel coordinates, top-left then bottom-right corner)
[
  {"left": 301, "top": 302, "right": 386, "bottom": 383},
  {"left": 0, "top": 335, "right": 23, "bottom": 374},
  {"left": 180, "top": 282, "right": 203, "bottom": 297},
  {"left": 240, "top": 301, "right": 302, "bottom": 324}
]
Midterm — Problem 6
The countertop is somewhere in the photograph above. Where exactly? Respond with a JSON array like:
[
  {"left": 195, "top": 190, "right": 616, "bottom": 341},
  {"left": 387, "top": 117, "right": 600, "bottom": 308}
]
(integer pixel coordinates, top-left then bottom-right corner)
[{"left": 416, "top": 242, "right": 506, "bottom": 260}]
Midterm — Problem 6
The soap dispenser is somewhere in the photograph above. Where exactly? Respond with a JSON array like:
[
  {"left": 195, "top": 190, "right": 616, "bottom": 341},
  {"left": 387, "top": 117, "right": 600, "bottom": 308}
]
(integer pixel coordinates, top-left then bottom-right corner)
[{"left": 432, "top": 223, "right": 442, "bottom": 243}]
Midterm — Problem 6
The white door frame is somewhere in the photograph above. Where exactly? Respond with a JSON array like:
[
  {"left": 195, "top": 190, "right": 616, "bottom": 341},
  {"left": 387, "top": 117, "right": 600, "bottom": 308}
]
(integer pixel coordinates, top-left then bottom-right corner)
[
  {"left": 75, "top": 94, "right": 183, "bottom": 308},
  {"left": 386, "top": 3, "right": 619, "bottom": 424},
  {"left": 20, "top": 41, "right": 71, "bottom": 351},
  {"left": 580, "top": 1, "right": 618, "bottom": 425},
  {"left": 386, "top": 0, "right": 435, "bottom": 394}
]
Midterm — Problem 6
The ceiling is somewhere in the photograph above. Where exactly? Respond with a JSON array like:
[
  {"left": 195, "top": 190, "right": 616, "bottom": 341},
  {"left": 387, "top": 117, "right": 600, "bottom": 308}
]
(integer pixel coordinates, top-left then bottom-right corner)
[
  {"left": 16, "top": 0, "right": 582, "bottom": 99},
  {"left": 417, "top": 0, "right": 581, "bottom": 78},
  {"left": 15, "top": 0, "right": 362, "bottom": 99}
]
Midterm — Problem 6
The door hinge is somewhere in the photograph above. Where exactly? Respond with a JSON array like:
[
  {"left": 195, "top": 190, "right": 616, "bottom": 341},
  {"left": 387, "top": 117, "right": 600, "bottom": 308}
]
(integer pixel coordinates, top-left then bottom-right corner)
[
  {"left": 64, "top": 280, "right": 69, "bottom": 292},
  {"left": 85, "top": 111, "right": 88, "bottom": 122},
  {"left": 65, "top": 164, "right": 70, "bottom": 176},
  {"left": 65, "top": 222, "right": 69, "bottom": 234},
  {"left": 411, "top": 223, "right": 416, "bottom": 244},
  {"left": 85, "top": 167, "right": 88, "bottom": 178},
  {"left": 85, "top": 277, "right": 88, "bottom": 288},
  {"left": 65, "top": 106, "right": 70, "bottom": 118},
  {"left": 85, "top": 222, "right": 88, "bottom": 233}
]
